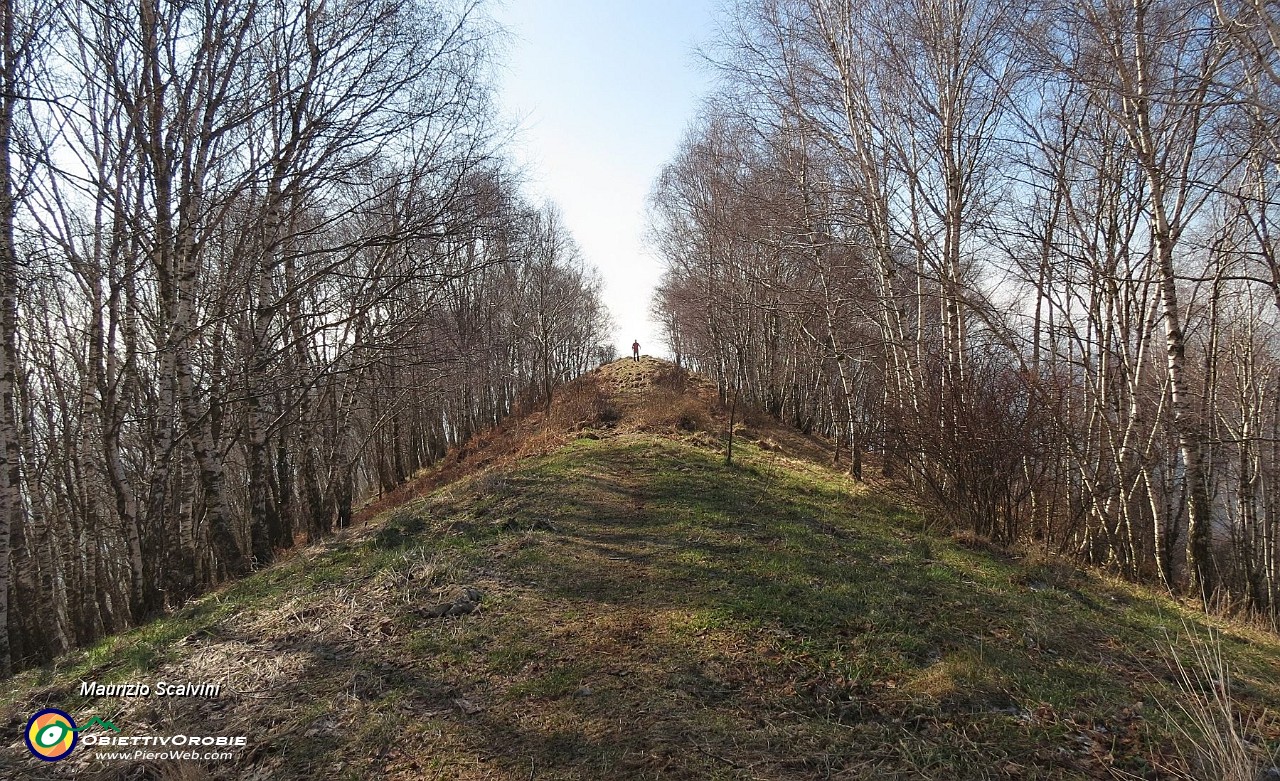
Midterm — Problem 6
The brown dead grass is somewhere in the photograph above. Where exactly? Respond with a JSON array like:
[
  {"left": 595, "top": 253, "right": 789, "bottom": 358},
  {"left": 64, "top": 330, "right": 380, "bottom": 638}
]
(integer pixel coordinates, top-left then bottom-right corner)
[
  {"left": 358, "top": 358, "right": 837, "bottom": 525},
  {"left": 10, "top": 360, "right": 1276, "bottom": 779},
  {"left": 5, "top": 428, "right": 1280, "bottom": 779}
]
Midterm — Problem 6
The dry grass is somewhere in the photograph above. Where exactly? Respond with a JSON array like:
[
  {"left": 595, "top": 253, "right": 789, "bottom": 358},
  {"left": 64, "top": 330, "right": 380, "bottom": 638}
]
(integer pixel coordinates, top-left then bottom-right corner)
[
  {"left": 1012, "top": 548, "right": 1087, "bottom": 592},
  {"left": 357, "top": 358, "right": 713, "bottom": 523},
  {"left": 1156, "top": 623, "right": 1277, "bottom": 781},
  {"left": 545, "top": 374, "right": 621, "bottom": 431},
  {"left": 6, "top": 360, "right": 1280, "bottom": 780},
  {"left": 950, "top": 528, "right": 1010, "bottom": 558}
]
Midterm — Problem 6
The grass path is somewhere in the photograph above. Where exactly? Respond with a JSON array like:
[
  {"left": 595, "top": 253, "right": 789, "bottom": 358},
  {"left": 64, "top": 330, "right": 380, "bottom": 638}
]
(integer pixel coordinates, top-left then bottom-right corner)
[{"left": 3, "top": 430, "right": 1280, "bottom": 779}]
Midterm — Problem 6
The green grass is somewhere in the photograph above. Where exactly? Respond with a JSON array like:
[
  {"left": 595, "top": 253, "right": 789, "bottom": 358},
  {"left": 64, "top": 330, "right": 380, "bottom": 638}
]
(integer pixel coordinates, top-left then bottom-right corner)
[{"left": 3, "top": 430, "right": 1279, "bottom": 780}]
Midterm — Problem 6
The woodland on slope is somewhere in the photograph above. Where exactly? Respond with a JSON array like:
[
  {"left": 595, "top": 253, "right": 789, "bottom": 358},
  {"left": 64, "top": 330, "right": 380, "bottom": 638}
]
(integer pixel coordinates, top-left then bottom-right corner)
[
  {"left": 0, "top": 0, "right": 612, "bottom": 675},
  {"left": 649, "top": 0, "right": 1280, "bottom": 623},
  {"left": 4, "top": 361, "right": 1279, "bottom": 780}
]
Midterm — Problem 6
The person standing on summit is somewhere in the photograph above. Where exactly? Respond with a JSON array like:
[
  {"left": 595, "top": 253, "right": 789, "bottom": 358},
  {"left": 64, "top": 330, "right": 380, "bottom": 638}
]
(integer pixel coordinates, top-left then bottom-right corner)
[{"left": 632, "top": 340, "right": 640, "bottom": 362}]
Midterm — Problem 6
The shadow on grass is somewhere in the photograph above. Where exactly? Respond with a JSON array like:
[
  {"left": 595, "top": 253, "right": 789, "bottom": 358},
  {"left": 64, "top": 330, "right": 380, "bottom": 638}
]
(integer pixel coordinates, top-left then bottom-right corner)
[
  {"left": 465, "top": 436, "right": 1280, "bottom": 779},
  {"left": 6, "top": 434, "right": 1278, "bottom": 780}
]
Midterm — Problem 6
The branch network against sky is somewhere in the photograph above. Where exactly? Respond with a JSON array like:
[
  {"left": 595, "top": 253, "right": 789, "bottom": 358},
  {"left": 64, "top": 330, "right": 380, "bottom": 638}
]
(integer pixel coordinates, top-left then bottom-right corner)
[{"left": 492, "top": 0, "right": 718, "bottom": 357}]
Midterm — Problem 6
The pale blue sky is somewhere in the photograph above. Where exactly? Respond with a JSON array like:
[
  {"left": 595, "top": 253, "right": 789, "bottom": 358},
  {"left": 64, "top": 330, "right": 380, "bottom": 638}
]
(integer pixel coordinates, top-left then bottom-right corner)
[{"left": 490, "top": 0, "right": 721, "bottom": 357}]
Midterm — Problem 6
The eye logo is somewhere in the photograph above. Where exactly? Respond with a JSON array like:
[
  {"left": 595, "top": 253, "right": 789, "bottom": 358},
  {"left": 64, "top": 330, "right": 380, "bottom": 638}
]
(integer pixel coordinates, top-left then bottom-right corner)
[{"left": 25, "top": 709, "right": 78, "bottom": 761}]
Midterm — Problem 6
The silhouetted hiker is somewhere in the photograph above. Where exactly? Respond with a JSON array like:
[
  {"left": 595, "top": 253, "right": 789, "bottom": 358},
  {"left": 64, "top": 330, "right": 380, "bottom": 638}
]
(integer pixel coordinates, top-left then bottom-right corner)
[{"left": 632, "top": 340, "right": 640, "bottom": 361}]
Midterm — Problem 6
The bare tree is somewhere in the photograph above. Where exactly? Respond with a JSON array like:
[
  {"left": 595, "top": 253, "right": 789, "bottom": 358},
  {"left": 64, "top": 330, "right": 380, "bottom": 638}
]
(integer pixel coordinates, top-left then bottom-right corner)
[{"left": 651, "top": 0, "right": 1280, "bottom": 618}]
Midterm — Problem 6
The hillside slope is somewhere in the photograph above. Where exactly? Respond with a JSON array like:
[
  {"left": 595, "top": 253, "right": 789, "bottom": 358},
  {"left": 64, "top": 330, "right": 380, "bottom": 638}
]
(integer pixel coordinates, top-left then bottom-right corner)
[{"left": 3, "top": 359, "right": 1279, "bottom": 780}]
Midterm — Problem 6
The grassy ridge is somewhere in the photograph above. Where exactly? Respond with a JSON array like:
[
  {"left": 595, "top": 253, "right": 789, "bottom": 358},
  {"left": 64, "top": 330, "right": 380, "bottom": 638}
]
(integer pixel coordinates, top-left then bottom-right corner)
[{"left": 3, "top": 429, "right": 1279, "bottom": 779}]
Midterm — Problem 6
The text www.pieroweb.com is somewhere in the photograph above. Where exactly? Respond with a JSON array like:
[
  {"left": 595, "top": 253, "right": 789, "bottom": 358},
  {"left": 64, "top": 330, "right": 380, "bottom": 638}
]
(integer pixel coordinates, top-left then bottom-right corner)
[{"left": 91, "top": 749, "right": 236, "bottom": 762}]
